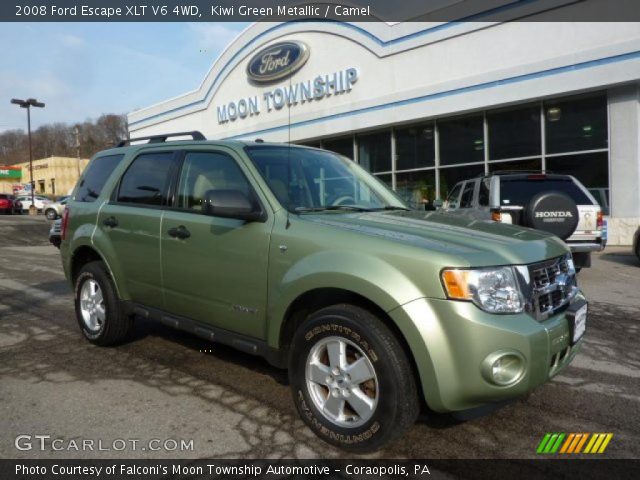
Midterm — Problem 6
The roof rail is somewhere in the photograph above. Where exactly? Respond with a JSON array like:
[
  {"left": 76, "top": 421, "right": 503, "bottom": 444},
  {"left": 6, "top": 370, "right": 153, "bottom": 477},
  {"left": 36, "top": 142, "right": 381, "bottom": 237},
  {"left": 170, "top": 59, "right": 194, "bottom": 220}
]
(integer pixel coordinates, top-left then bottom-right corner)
[{"left": 116, "top": 131, "right": 205, "bottom": 147}]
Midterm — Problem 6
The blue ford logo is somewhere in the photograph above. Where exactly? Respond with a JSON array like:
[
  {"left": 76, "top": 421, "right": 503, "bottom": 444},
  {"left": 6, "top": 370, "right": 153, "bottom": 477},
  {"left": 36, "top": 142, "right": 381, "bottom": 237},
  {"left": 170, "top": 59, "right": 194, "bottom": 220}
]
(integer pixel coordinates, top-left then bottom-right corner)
[{"left": 246, "top": 41, "right": 309, "bottom": 83}]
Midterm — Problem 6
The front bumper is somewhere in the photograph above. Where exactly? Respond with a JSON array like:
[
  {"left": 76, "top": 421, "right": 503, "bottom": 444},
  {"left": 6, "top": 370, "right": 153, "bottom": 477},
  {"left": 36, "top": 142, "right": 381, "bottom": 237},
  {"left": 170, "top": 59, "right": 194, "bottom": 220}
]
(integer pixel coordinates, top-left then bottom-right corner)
[{"left": 388, "top": 293, "right": 585, "bottom": 412}]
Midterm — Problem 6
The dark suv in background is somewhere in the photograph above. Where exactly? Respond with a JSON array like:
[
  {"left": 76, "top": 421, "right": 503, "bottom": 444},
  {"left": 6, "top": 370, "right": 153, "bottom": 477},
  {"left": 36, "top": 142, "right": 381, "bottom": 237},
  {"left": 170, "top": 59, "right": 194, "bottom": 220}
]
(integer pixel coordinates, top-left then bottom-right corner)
[{"left": 443, "top": 172, "right": 605, "bottom": 269}]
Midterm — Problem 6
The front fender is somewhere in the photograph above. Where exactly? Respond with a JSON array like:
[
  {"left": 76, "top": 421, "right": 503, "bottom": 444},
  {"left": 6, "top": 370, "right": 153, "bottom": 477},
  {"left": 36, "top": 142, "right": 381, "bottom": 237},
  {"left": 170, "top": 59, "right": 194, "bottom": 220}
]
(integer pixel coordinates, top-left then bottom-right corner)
[{"left": 266, "top": 250, "right": 424, "bottom": 348}]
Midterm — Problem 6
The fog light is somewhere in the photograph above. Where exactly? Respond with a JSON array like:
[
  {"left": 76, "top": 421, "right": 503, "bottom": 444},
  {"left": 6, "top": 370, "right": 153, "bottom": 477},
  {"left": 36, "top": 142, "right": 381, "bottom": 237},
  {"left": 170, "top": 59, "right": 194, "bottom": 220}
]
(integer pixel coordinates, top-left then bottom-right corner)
[{"left": 482, "top": 351, "right": 525, "bottom": 386}]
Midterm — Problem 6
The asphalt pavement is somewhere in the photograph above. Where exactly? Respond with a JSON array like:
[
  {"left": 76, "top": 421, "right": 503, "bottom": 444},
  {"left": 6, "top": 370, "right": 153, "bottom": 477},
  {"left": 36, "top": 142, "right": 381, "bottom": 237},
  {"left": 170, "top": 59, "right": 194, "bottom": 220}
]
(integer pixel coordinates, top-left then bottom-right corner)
[{"left": 1, "top": 215, "right": 639, "bottom": 459}]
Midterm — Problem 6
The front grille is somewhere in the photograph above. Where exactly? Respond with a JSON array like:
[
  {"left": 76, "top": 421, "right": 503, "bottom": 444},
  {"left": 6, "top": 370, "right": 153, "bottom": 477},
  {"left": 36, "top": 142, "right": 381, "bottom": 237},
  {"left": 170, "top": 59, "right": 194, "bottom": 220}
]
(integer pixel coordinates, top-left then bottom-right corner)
[{"left": 526, "top": 255, "right": 577, "bottom": 320}]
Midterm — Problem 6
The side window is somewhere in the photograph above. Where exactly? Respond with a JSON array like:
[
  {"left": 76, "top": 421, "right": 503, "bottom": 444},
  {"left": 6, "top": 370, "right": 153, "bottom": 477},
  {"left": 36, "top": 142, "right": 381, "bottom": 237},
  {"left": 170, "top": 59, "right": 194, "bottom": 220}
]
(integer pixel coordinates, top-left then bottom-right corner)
[
  {"left": 76, "top": 154, "right": 124, "bottom": 202},
  {"left": 446, "top": 183, "right": 463, "bottom": 208},
  {"left": 117, "top": 152, "right": 176, "bottom": 206},
  {"left": 459, "top": 180, "right": 476, "bottom": 208},
  {"left": 176, "top": 151, "right": 252, "bottom": 212},
  {"left": 478, "top": 178, "right": 490, "bottom": 207}
]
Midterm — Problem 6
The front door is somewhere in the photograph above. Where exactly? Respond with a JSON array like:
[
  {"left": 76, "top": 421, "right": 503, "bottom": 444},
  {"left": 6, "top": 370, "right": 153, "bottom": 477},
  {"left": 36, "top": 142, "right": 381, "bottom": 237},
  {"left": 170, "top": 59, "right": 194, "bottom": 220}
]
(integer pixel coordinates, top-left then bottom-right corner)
[
  {"left": 97, "top": 150, "right": 178, "bottom": 308},
  {"left": 161, "top": 149, "right": 272, "bottom": 339}
]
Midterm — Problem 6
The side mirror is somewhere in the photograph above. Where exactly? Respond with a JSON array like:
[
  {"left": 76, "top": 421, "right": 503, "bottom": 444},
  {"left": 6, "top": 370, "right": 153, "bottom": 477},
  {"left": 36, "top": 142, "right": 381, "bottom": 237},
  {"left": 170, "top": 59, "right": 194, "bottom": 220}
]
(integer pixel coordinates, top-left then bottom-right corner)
[
  {"left": 433, "top": 199, "right": 444, "bottom": 209},
  {"left": 203, "top": 189, "right": 265, "bottom": 222}
]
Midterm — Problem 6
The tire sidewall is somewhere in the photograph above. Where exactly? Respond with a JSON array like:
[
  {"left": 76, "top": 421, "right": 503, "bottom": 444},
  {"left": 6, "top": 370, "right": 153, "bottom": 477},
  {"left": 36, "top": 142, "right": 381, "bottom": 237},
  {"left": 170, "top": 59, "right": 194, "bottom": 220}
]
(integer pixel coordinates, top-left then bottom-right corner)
[
  {"left": 289, "top": 308, "right": 404, "bottom": 451},
  {"left": 74, "top": 265, "right": 110, "bottom": 342}
]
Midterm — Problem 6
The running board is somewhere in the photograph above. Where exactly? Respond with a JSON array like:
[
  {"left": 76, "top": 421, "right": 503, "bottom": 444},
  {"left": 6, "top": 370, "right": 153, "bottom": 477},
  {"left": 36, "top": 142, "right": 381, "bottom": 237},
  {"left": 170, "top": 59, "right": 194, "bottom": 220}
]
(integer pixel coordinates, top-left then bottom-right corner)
[{"left": 120, "top": 301, "right": 285, "bottom": 368}]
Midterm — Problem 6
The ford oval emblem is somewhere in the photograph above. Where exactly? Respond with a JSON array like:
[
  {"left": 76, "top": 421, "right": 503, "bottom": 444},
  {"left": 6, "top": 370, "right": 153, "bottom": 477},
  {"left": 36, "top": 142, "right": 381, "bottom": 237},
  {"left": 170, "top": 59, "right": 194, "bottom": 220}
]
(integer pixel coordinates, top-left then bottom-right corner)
[{"left": 246, "top": 41, "right": 309, "bottom": 83}]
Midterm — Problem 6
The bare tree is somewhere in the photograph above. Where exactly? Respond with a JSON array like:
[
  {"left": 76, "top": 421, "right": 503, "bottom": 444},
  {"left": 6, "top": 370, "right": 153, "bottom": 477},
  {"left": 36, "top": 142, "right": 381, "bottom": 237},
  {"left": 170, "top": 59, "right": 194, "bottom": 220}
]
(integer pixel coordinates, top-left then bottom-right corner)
[{"left": 0, "top": 114, "right": 127, "bottom": 165}]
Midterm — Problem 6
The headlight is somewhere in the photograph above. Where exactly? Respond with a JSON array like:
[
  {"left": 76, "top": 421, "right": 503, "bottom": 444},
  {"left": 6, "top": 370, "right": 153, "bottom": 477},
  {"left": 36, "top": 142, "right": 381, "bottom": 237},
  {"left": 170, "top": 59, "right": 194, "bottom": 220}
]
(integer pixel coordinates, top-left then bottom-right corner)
[{"left": 441, "top": 266, "right": 524, "bottom": 313}]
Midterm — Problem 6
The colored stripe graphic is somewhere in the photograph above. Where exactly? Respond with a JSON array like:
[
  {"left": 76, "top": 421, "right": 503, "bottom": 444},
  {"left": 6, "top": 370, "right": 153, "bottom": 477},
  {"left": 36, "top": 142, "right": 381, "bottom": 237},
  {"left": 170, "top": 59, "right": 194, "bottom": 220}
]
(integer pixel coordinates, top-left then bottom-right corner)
[{"left": 537, "top": 433, "right": 613, "bottom": 454}]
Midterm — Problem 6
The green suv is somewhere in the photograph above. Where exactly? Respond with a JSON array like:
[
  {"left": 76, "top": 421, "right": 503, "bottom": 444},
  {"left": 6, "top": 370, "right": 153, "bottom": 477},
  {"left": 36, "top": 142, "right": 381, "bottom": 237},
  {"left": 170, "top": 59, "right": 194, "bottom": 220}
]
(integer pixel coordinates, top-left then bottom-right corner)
[{"left": 60, "top": 132, "right": 587, "bottom": 452}]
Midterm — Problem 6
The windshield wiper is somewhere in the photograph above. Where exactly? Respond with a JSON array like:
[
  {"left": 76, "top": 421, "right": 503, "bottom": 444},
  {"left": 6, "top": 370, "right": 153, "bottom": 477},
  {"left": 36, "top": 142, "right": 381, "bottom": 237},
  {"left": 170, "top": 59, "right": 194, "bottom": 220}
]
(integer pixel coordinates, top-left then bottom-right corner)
[
  {"left": 369, "top": 205, "right": 412, "bottom": 211},
  {"left": 294, "top": 205, "right": 372, "bottom": 213}
]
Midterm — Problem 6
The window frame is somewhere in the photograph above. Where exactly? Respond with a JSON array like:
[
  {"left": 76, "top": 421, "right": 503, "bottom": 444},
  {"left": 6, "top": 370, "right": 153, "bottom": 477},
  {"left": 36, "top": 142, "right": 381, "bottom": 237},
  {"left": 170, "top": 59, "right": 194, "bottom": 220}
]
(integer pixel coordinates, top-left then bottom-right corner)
[
  {"left": 445, "top": 181, "right": 464, "bottom": 208},
  {"left": 165, "top": 148, "right": 267, "bottom": 218},
  {"left": 459, "top": 179, "right": 478, "bottom": 209},
  {"left": 112, "top": 150, "right": 181, "bottom": 210},
  {"left": 76, "top": 153, "right": 126, "bottom": 203}
]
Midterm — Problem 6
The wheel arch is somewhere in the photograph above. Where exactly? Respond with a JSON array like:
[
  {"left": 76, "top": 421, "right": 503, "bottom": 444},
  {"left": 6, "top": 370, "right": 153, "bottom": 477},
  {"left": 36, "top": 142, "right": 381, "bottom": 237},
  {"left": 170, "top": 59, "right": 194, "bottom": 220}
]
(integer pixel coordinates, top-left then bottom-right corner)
[
  {"left": 70, "top": 245, "right": 123, "bottom": 299},
  {"left": 275, "top": 286, "right": 428, "bottom": 410}
]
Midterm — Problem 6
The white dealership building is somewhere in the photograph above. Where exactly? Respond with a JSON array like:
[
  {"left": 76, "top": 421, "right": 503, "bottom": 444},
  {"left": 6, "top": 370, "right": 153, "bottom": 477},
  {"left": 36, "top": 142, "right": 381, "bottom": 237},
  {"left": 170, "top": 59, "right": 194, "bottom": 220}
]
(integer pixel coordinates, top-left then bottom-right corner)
[{"left": 128, "top": 11, "right": 640, "bottom": 244}]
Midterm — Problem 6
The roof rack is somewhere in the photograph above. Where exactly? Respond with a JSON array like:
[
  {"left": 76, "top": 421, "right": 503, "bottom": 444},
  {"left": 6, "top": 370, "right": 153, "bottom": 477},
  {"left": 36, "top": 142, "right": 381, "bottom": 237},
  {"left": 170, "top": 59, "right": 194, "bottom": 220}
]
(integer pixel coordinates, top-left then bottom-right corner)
[{"left": 116, "top": 131, "right": 205, "bottom": 147}]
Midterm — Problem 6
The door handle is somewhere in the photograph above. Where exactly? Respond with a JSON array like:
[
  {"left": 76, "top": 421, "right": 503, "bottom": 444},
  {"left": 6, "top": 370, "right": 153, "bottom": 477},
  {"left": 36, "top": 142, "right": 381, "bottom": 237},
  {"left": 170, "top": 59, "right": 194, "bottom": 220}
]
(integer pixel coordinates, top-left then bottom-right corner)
[
  {"left": 167, "top": 225, "right": 191, "bottom": 239},
  {"left": 103, "top": 216, "right": 118, "bottom": 228}
]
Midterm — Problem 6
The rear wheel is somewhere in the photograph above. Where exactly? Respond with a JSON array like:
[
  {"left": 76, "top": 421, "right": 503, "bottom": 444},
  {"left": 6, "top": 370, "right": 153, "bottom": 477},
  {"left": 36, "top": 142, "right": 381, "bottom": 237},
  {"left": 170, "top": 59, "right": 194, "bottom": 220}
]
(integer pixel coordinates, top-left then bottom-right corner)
[
  {"left": 45, "top": 208, "right": 57, "bottom": 220},
  {"left": 289, "top": 304, "right": 419, "bottom": 452},
  {"left": 74, "top": 261, "right": 133, "bottom": 346}
]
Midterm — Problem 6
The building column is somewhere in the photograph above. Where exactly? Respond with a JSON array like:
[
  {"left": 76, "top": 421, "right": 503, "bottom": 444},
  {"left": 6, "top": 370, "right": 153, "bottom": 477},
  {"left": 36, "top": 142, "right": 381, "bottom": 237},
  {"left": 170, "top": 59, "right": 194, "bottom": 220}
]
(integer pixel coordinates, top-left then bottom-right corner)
[{"left": 608, "top": 84, "right": 640, "bottom": 245}]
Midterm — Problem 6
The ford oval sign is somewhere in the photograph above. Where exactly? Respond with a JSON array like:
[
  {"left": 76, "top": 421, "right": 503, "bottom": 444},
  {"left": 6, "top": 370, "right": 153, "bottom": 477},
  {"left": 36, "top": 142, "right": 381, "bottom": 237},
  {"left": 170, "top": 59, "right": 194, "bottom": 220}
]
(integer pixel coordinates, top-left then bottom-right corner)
[{"left": 246, "top": 41, "right": 309, "bottom": 83}]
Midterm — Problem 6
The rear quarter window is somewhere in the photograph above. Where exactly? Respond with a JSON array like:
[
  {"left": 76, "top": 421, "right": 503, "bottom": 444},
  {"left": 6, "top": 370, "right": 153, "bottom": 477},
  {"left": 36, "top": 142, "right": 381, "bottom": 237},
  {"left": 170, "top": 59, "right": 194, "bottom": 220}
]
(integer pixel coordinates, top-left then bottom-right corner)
[
  {"left": 500, "top": 178, "right": 592, "bottom": 206},
  {"left": 75, "top": 154, "right": 124, "bottom": 202}
]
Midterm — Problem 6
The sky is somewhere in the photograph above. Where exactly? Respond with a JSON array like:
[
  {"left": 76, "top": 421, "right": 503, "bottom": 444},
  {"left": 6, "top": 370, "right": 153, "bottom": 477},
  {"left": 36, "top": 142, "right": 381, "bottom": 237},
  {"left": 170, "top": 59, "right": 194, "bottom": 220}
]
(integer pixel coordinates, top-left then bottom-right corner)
[{"left": 0, "top": 22, "right": 248, "bottom": 132}]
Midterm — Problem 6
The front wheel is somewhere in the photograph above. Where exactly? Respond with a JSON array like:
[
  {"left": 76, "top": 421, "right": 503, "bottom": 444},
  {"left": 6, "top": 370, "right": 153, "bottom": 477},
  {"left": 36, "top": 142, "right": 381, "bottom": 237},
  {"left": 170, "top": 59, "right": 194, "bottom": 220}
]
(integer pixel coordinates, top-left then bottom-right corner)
[
  {"left": 74, "top": 261, "right": 133, "bottom": 346},
  {"left": 289, "top": 304, "right": 419, "bottom": 452},
  {"left": 45, "top": 208, "right": 57, "bottom": 220}
]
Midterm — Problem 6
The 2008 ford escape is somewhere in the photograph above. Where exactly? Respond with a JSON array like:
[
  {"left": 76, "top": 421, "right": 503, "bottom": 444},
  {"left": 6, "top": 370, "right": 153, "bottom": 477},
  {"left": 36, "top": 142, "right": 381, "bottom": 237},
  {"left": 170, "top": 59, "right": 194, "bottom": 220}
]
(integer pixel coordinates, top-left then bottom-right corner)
[{"left": 60, "top": 132, "right": 587, "bottom": 452}]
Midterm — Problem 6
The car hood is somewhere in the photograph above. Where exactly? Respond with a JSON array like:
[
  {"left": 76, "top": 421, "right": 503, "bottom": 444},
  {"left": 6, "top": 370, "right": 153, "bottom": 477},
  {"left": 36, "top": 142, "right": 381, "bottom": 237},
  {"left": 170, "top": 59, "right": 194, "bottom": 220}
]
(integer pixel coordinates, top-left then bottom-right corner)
[{"left": 301, "top": 209, "right": 568, "bottom": 267}]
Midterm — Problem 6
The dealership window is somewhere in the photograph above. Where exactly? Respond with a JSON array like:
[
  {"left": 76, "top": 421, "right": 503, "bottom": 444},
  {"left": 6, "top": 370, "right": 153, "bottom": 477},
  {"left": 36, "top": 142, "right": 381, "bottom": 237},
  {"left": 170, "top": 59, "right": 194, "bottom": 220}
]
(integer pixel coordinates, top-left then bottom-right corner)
[
  {"left": 395, "top": 124, "right": 435, "bottom": 171},
  {"left": 299, "top": 141, "right": 321, "bottom": 148},
  {"left": 439, "top": 164, "right": 485, "bottom": 198},
  {"left": 488, "top": 105, "right": 541, "bottom": 160},
  {"left": 374, "top": 173, "right": 392, "bottom": 189},
  {"left": 439, "top": 114, "right": 484, "bottom": 166},
  {"left": 488, "top": 158, "right": 542, "bottom": 173},
  {"left": 323, "top": 136, "right": 354, "bottom": 159},
  {"left": 545, "top": 94, "right": 607, "bottom": 154},
  {"left": 396, "top": 170, "right": 436, "bottom": 209},
  {"left": 358, "top": 130, "right": 391, "bottom": 173},
  {"left": 331, "top": 91, "right": 609, "bottom": 203},
  {"left": 546, "top": 151, "right": 608, "bottom": 189}
]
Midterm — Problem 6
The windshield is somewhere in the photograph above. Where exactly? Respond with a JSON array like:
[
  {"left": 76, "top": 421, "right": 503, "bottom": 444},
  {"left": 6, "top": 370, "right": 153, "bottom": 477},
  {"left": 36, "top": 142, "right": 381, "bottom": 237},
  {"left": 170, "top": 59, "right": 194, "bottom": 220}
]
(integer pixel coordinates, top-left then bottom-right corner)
[{"left": 245, "top": 146, "right": 408, "bottom": 213}]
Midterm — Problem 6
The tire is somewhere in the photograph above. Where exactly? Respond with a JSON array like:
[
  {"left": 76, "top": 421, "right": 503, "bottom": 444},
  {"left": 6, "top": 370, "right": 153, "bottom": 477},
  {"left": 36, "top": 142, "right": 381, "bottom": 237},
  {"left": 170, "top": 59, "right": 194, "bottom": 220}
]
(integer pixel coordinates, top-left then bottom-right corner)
[
  {"left": 74, "top": 261, "right": 133, "bottom": 346},
  {"left": 45, "top": 208, "right": 57, "bottom": 220},
  {"left": 289, "top": 304, "right": 419, "bottom": 452}
]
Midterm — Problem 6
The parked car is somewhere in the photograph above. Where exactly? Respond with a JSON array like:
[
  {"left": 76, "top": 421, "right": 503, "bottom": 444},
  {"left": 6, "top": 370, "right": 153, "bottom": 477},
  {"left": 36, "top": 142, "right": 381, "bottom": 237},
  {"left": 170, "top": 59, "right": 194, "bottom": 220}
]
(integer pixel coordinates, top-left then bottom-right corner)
[
  {"left": 442, "top": 172, "right": 605, "bottom": 270},
  {"left": 0, "top": 194, "right": 22, "bottom": 214},
  {"left": 44, "top": 196, "right": 70, "bottom": 220},
  {"left": 49, "top": 218, "right": 62, "bottom": 248},
  {"left": 59, "top": 132, "right": 587, "bottom": 452},
  {"left": 16, "top": 195, "right": 52, "bottom": 213}
]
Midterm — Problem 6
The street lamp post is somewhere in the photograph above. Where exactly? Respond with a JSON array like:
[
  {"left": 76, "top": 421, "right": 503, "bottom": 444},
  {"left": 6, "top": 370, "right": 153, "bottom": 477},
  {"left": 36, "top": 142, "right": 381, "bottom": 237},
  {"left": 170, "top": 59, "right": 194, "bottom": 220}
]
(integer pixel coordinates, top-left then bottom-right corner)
[{"left": 11, "top": 98, "right": 45, "bottom": 215}]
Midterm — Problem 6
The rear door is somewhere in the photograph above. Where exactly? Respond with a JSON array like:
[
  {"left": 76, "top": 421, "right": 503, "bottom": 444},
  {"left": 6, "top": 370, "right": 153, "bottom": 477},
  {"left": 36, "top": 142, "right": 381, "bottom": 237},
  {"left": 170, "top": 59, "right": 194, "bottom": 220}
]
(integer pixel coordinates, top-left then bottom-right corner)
[
  {"left": 96, "top": 150, "right": 179, "bottom": 308},
  {"left": 160, "top": 148, "right": 272, "bottom": 339}
]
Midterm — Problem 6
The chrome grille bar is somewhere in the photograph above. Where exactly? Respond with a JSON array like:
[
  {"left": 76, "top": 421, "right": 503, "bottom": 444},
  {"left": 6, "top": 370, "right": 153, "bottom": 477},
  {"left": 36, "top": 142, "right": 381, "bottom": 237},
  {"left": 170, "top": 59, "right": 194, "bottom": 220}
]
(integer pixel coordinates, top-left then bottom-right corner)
[{"left": 526, "top": 254, "right": 577, "bottom": 321}]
